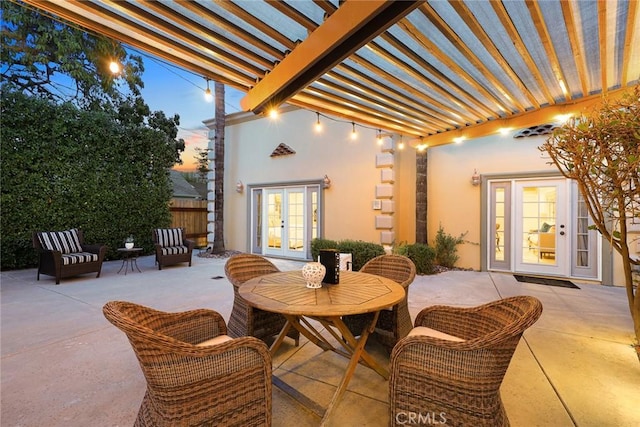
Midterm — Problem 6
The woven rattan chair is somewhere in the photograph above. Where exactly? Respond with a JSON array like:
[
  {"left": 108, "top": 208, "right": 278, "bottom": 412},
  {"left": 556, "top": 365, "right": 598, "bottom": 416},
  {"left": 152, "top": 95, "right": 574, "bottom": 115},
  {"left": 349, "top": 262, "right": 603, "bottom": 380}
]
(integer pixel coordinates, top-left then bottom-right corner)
[
  {"left": 389, "top": 296, "right": 543, "bottom": 427},
  {"left": 103, "top": 301, "right": 272, "bottom": 427},
  {"left": 224, "top": 254, "right": 299, "bottom": 345},
  {"left": 343, "top": 254, "right": 416, "bottom": 351}
]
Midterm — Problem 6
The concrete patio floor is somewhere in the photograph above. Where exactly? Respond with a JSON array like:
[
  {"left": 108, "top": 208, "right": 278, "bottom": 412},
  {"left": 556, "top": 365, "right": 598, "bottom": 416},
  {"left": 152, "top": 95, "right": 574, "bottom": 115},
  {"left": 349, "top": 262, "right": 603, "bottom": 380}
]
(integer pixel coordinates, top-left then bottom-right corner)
[{"left": 1, "top": 253, "right": 638, "bottom": 426}]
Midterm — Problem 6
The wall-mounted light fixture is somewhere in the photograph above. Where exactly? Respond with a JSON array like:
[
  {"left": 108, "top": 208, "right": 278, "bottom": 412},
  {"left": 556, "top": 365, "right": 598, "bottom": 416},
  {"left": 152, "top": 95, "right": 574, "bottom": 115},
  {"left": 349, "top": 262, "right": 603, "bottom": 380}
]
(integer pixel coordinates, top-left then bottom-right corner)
[
  {"left": 236, "top": 180, "right": 244, "bottom": 193},
  {"left": 471, "top": 169, "right": 481, "bottom": 186},
  {"left": 323, "top": 175, "right": 331, "bottom": 189}
]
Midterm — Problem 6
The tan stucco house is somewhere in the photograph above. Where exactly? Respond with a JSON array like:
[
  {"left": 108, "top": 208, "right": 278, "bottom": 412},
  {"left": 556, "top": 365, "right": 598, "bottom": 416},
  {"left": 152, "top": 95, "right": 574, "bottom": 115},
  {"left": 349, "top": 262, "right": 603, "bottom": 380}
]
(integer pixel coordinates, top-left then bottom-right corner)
[{"left": 205, "top": 106, "right": 637, "bottom": 287}]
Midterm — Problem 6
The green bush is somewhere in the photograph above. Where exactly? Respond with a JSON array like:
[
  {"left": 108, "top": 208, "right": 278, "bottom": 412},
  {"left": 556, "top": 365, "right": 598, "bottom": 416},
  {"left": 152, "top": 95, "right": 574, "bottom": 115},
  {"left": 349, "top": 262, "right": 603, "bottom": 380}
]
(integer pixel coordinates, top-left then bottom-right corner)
[
  {"left": 1, "top": 92, "right": 179, "bottom": 269},
  {"left": 336, "top": 239, "right": 385, "bottom": 271},
  {"left": 406, "top": 243, "right": 436, "bottom": 274},
  {"left": 434, "top": 225, "right": 467, "bottom": 268},
  {"left": 310, "top": 238, "right": 339, "bottom": 261},
  {"left": 311, "top": 238, "right": 385, "bottom": 271}
]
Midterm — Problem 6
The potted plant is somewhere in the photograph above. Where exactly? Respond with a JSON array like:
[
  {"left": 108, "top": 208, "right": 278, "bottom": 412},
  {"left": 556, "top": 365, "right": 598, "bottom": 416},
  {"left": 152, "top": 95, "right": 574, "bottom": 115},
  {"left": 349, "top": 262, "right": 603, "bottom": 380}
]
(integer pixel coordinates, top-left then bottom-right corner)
[{"left": 124, "top": 235, "right": 135, "bottom": 249}]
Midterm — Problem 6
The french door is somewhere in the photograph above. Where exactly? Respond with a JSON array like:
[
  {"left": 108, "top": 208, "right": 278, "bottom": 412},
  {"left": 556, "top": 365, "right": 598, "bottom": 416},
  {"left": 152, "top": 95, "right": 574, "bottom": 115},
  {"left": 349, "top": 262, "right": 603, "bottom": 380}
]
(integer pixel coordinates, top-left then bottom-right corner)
[
  {"left": 489, "top": 178, "right": 599, "bottom": 279},
  {"left": 250, "top": 185, "right": 320, "bottom": 259},
  {"left": 514, "top": 179, "right": 568, "bottom": 275}
]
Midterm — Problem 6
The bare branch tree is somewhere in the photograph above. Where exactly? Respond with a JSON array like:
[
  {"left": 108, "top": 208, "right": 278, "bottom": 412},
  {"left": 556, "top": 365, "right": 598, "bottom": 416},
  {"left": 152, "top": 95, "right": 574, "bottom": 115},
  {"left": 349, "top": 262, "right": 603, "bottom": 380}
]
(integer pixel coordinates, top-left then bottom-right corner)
[{"left": 540, "top": 85, "right": 640, "bottom": 348}]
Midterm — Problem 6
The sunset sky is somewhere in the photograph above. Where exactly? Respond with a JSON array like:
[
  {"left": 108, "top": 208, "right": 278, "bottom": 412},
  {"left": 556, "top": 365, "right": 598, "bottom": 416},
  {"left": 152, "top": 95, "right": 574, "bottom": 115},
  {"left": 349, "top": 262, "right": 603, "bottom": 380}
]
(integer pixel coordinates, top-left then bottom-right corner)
[{"left": 139, "top": 56, "right": 245, "bottom": 172}]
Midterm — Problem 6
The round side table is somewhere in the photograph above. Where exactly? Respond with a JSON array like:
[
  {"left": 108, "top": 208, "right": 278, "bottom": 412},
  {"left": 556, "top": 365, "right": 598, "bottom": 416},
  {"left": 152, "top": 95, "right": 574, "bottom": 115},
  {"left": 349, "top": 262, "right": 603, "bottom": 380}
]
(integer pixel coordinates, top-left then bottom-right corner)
[{"left": 117, "top": 248, "right": 143, "bottom": 275}]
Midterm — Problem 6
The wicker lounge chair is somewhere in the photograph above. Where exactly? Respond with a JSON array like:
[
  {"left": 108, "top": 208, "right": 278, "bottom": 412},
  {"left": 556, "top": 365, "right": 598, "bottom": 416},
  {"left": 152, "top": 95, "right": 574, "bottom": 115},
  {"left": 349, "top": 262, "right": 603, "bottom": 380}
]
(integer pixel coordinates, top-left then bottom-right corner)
[
  {"left": 32, "top": 228, "right": 106, "bottom": 284},
  {"left": 389, "top": 296, "right": 543, "bottom": 426},
  {"left": 103, "top": 300, "right": 272, "bottom": 427},
  {"left": 343, "top": 254, "right": 416, "bottom": 351},
  {"left": 152, "top": 227, "right": 194, "bottom": 270},
  {"left": 225, "top": 254, "right": 299, "bottom": 345}
]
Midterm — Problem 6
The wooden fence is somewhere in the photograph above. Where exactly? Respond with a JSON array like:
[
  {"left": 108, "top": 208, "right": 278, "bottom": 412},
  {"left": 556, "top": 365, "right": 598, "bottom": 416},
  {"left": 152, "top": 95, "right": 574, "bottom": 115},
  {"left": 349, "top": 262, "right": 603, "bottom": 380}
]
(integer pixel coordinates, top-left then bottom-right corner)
[{"left": 170, "top": 199, "right": 208, "bottom": 248}]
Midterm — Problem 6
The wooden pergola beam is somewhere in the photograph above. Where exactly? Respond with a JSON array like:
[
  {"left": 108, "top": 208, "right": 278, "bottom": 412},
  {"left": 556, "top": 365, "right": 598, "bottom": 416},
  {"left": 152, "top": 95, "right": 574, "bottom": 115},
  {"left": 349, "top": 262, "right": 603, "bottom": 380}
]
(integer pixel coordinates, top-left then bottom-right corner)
[{"left": 240, "top": 0, "right": 423, "bottom": 113}]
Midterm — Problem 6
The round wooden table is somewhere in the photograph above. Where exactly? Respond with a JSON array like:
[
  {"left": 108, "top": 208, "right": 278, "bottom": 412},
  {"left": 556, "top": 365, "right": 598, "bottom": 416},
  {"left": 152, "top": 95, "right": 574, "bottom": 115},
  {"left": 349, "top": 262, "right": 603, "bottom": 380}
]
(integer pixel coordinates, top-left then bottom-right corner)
[{"left": 240, "top": 270, "right": 405, "bottom": 425}]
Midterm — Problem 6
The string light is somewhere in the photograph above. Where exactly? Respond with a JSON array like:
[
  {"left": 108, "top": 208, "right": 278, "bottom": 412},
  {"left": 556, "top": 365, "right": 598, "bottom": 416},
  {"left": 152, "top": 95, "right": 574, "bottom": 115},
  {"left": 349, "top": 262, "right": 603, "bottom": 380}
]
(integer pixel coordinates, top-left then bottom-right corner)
[
  {"left": 308, "top": 111, "right": 430, "bottom": 149},
  {"left": 109, "top": 60, "right": 121, "bottom": 74},
  {"left": 269, "top": 107, "right": 279, "bottom": 119},
  {"left": 314, "top": 112, "right": 322, "bottom": 133},
  {"left": 204, "top": 78, "right": 212, "bottom": 102}
]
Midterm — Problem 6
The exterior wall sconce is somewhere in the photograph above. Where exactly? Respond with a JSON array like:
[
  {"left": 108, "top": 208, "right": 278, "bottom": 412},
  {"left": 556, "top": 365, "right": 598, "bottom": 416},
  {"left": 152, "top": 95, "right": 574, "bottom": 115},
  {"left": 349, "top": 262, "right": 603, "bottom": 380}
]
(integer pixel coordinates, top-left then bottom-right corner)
[
  {"left": 236, "top": 180, "right": 244, "bottom": 193},
  {"left": 323, "top": 175, "right": 331, "bottom": 189},
  {"left": 471, "top": 169, "right": 481, "bottom": 186}
]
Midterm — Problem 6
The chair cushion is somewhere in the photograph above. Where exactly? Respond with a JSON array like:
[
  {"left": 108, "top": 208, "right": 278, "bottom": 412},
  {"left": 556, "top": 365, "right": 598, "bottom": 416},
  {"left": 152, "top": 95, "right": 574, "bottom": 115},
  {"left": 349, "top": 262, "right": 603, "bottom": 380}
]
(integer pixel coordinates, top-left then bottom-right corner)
[
  {"left": 39, "top": 229, "right": 82, "bottom": 254},
  {"left": 156, "top": 228, "right": 183, "bottom": 248},
  {"left": 409, "top": 326, "right": 465, "bottom": 342},
  {"left": 160, "top": 246, "right": 189, "bottom": 256},
  {"left": 61, "top": 252, "right": 99, "bottom": 265},
  {"left": 196, "top": 335, "right": 233, "bottom": 346}
]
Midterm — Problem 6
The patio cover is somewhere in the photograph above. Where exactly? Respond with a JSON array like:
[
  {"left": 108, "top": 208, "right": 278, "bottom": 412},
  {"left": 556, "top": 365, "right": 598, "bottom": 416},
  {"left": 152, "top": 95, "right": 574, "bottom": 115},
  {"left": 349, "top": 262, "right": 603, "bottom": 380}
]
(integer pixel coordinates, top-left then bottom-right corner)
[{"left": 17, "top": 0, "right": 640, "bottom": 146}]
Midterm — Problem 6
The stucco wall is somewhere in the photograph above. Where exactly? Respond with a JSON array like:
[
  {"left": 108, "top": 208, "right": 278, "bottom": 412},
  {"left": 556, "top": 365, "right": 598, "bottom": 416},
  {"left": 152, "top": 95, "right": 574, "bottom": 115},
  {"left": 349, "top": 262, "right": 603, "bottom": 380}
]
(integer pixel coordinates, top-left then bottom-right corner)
[
  {"left": 221, "top": 108, "right": 415, "bottom": 253},
  {"left": 427, "top": 132, "right": 558, "bottom": 270}
]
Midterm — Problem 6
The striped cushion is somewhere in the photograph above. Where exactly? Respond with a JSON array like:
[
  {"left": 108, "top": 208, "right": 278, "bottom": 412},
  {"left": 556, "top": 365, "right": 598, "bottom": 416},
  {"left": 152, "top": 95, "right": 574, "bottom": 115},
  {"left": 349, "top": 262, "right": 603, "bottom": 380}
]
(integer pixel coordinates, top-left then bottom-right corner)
[
  {"left": 156, "top": 228, "right": 184, "bottom": 248},
  {"left": 161, "top": 246, "right": 189, "bottom": 256},
  {"left": 38, "top": 229, "right": 82, "bottom": 254},
  {"left": 61, "top": 252, "right": 99, "bottom": 265}
]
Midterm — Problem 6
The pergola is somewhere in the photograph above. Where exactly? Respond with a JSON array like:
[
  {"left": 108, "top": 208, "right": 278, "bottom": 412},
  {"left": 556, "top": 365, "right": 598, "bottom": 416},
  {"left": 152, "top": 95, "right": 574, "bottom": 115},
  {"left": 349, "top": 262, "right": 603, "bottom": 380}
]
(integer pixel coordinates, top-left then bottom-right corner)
[{"left": 18, "top": 0, "right": 640, "bottom": 147}]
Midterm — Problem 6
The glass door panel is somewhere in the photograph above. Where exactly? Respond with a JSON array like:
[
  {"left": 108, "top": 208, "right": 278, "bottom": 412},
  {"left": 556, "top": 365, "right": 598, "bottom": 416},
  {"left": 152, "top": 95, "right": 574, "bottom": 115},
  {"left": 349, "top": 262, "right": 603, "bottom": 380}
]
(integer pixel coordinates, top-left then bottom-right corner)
[{"left": 515, "top": 180, "right": 567, "bottom": 276}]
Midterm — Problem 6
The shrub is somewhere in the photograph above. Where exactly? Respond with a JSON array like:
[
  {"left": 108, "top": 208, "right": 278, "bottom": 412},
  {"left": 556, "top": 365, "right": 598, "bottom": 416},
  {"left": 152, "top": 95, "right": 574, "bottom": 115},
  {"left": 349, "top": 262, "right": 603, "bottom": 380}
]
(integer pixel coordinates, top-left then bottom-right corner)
[
  {"left": 405, "top": 243, "right": 436, "bottom": 275},
  {"left": 434, "top": 225, "right": 467, "bottom": 268},
  {"left": 337, "top": 239, "right": 385, "bottom": 271},
  {"left": 310, "top": 238, "right": 339, "bottom": 261},
  {"left": 1, "top": 92, "right": 178, "bottom": 269},
  {"left": 311, "top": 238, "right": 385, "bottom": 272}
]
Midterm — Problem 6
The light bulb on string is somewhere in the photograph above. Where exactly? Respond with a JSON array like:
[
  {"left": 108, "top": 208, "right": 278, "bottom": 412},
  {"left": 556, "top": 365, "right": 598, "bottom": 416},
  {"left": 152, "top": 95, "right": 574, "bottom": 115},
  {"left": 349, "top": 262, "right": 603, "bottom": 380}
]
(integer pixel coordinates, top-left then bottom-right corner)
[
  {"left": 109, "top": 60, "right": 121, "bottom": 74},
  {"left": 269, "top": 107, "right": 279, "bottom": 119},
  {"left": 376, "top": 129, "right": 383, "bottom": 145},
  {"left": 314, "top": 112, "right": 322, "bottom": 133},
  {"left": 350, "top": 122, "right": 357, "bottom": 140},
  {"left": 204, "top": 78, "right": 213, "bottom": 102},
  {"left": 398, "top": 135, "right": 405, "bottom": 150}
]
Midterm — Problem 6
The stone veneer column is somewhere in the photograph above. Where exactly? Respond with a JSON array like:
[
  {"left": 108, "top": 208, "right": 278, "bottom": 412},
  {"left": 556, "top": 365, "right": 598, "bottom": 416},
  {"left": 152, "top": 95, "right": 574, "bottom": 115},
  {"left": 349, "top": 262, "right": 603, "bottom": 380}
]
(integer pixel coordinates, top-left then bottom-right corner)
[
  {"left": 206, "top": 128, "right": 215, "bottom": 249},
  {"left": 375, "top": 137, "right": 395, "bottom": 252}
]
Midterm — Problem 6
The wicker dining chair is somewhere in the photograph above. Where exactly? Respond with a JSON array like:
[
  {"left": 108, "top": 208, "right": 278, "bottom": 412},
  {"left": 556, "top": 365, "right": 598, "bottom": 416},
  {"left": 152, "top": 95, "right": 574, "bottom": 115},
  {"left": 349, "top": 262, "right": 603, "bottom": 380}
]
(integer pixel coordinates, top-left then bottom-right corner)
[
  {"left": 389, "top": 296, "right": 543, "bottom": 427},
  {"left": 103, "top": 301, "right": 272, "bottom": 427},
  {"left": 224, "top": 254, "right": 300, "bottom": 345},
  {"left": 343, "top": 254, "right": 416, "bottom": 351}
]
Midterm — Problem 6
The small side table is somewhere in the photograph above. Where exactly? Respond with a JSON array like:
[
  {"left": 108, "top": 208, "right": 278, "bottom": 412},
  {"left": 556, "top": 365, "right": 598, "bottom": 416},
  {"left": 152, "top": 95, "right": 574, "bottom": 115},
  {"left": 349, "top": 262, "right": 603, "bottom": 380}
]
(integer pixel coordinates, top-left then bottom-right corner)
[{"left": 117, "top": 248, "right": 143, "bottom": 275}]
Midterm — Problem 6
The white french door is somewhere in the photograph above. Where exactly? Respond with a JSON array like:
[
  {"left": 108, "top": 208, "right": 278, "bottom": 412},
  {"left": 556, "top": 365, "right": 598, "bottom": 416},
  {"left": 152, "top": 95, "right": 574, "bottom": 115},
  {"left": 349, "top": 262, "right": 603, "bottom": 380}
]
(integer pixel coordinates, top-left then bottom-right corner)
[
  {"left": 251, "top": 185, "right": 320, "bottom": 260},
  {"left": 514, "top": 179, "right": 568, "bottom": 276},
  {"left": 488, "top": 178, "right": 600, "bottom": 279}
]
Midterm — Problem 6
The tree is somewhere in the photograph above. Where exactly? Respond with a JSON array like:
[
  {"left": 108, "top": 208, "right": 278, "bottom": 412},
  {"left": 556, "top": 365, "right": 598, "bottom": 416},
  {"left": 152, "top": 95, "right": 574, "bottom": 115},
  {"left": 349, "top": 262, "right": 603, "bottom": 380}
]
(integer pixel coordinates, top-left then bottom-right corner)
[
  {"left": 1, "top": 0, "right": 143, "bottom": 110},
  {"left": 540, "top": 86, "right": 640, "bottom": 349},
  {"left": 194, "top": 147, "right": 209, "bottom": 182},
  {"left": 415, "top": 149, "right": 428, "bottom": 243},
  {"left": 0, "top": 92, "right": 180, "bottom": 268},
  {"left": 211, "top": 81, "right": 226, "bottom": 254}
]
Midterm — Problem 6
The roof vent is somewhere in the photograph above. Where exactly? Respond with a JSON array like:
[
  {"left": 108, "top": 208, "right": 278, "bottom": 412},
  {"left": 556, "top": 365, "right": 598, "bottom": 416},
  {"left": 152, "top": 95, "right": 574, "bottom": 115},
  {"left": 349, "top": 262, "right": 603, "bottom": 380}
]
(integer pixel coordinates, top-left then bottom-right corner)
[
  {"left": 270, "top": 143, "right": 296, "bottom": 157},
  {"left": 513, "top": 123, "right": 558, "bottom": 138}
]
